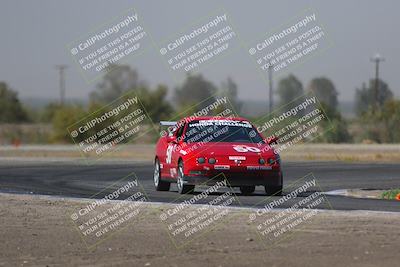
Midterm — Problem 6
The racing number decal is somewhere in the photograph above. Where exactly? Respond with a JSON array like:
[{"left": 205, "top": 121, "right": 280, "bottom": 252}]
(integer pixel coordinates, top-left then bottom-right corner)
[
  {"left": 166, "top": 144, "right": 175, "bottom": 164},
  {"left": 233, "top": 145, "right": 261, "bottom": 153}
]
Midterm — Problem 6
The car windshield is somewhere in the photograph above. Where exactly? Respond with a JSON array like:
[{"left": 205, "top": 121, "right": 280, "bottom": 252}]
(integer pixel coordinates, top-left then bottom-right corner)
[{"left": 184, "top": 119, "right": 265, "bottom": 144}]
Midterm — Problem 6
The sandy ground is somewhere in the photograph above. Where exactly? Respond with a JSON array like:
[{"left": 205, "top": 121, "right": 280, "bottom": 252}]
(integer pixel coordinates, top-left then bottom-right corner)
[
  {"left": 1, "top": 143, "right": 400, "bottom": 162},
  {"left": 325, "top": 189, "right": 388, "bottom": 199},
  {"left": 0, "top": 193, "right": 399, "bottom": 267}
]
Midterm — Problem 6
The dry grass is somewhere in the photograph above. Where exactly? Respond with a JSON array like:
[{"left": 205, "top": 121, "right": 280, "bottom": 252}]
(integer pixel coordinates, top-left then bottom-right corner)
[
  {"left": 1, "top": 144, "right": 400, "bottom": 162},
  {"left": 281, "top": 144, "right": 400, "bottom": 162}
]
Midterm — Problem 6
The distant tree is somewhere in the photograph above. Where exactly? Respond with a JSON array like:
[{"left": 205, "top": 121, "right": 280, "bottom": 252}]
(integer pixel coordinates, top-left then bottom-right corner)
[
  {"left": 381, "top": 100, "right": 400, "bottom": 142},
  {"left": 277, "top": 74, "right": 303, "bottom": 106},
  {"left": 174, "top": 74, "right": 217, "bottom": 111},
  {"left": 355, "top": 79, "right": 393, "bottom": 116},
  {"left": 0, "top": 82, "right": 29, "bottom": 123},
  {"left": 51, "top": 105, "right": 85, "bottom": 143},
  {"left": 315, "top": 103, "right": 351, "bottom": 143},
  {"left": 137, "top": 85, "right": 174, "bottom": 122},
  {"left": 358, "top": 99, "right": 400, "bottom": 143},
  {"left": 221, "top": 77, "right": 242, "bottom": 113},
  {"left": 90, "top": 64, "right": 144, "bottom": 103},
  {"left": 40, "top": 103, "right": 61, "bottom": 122},
  {"left": 308, "top": 77, "right": 338, "bottom": 110}
]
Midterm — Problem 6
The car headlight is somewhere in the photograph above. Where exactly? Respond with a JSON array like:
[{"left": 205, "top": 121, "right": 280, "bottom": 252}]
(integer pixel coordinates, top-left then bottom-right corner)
[
  {"left": 197, "top": 157, "right": 205, "bottom": 164},
  {"left": 208, "top": 158, "right": 216, "bottom": 164},
  {"left": 258, "top": 158, "right": 265, "bottom": 165}
]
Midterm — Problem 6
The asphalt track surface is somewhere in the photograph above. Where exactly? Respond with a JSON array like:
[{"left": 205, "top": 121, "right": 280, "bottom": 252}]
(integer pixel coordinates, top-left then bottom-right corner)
[{"left": 0, "top": 160, "right": 399, "bottom": 212}]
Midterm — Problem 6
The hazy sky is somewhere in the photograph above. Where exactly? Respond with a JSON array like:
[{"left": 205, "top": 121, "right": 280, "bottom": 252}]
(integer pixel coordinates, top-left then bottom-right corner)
[{"left": 0, "top": 0, "right": 399, "bottom": 103}]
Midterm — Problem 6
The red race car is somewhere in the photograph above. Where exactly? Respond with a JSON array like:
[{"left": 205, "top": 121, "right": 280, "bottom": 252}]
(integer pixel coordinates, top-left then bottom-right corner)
[{"left": 153, "top": 116, "right": 282, "bottom": 195}]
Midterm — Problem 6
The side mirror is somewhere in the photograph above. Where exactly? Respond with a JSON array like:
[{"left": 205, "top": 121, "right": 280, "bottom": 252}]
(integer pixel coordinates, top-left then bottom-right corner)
[
  {"left": 267, "top": 136, "right": 278, "bottom": 145},
  {"left": 167, "top": 136, "right": 177, "bottom": 143}
]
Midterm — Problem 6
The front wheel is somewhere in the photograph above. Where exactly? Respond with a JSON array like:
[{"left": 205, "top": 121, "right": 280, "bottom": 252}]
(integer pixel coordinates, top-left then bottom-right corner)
[
  {"left": 177, "top": 161, "right": 194, "bottom": 194},
  {"left": 154, "top": 158, "right": 170, "bottom": 191}
]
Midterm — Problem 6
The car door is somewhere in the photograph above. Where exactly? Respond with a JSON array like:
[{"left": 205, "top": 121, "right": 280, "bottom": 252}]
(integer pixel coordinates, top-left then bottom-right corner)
[
  {"left": 162, "top": 123, "right": 184, "bottom": 178},
  {"left": 166, "top": 123, "right": 185, "bottom": 178}
]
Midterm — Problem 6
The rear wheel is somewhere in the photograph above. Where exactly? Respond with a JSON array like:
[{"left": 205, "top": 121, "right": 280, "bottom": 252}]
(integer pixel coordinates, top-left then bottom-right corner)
[
  {"left": 265, "top": 173, "right": 283, "bottom": 196},
  {"left": 240, "top": 185, "right": 255, "bottom": 195},
  {"left": 154, "top": 158, "right": 170, "bottom": 191},
  {"left": 265, "top": 185, "right": 282, "bottom": 196},
  {"left": 177, "top": 160, "right": 194, "bottom": 194}
]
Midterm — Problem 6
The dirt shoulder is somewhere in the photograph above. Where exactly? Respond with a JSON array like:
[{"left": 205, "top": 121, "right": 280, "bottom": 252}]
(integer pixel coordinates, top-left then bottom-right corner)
[
  {"left": 1, "top": 143, "right": 400, "bottom": 162},
  {"left": 0, "top": 193, "right": 399, "bottom": 267}
]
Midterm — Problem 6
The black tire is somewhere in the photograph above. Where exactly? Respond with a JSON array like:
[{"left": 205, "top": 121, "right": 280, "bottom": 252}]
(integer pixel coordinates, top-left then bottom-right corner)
[
  {"left": 265, "top": 185, "right": 282, "bottom": 196},
  {"left": 154, "top": 158, "right": 170, "bottom": 191},
  {"left": 240, "top": 185, "right": 255, "bottom": 195},
  {"left": 265, "top": 173, "right": 283, "bottom": 196},
  {"left": 177, "top": 160, "right": 194, "bottom": 194}
]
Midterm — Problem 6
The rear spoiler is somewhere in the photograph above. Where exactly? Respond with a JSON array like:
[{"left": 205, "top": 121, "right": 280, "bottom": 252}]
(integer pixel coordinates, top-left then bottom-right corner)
[
  {"left": 159, "top": 121, "right": 177, "bottom": 127},
  {"left": 159, "top": 121, "right": 177, "bottom": 133}
]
